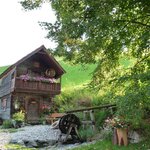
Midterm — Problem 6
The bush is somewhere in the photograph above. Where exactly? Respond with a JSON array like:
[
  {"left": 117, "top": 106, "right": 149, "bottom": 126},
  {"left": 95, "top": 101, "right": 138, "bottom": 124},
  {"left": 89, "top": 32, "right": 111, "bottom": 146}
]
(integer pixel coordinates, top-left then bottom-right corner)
[
  {"left": 12, "top": 111, "right": 25, "bottom": 128},
  {"left": 54, "top": 89, "right": 94, "bottom": 112},
  {"left": 95, "top": 110, "right": 111, "bottom": 129},
  {"left": 79, "top": 128, "right": 95, "bottom": 141},
  {"left": 12, "top": 111, "right": 25, "bottom": 122},
  {"left": 2, "top": 120, "right": 13, "bottom": 128}
]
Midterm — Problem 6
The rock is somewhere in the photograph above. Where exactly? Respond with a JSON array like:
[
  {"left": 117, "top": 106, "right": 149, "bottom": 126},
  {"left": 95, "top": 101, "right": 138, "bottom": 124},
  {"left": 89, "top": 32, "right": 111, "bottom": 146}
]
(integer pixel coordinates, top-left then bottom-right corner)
[
  {"left": 36, "top": 140, "right": 49, "bottom": 147},
  {"left": 26, "top": 140, "right": 38, "bottom": 148},
  {"left": 17, "top": 140, "right": 25, "bottom": 146},
  {"left": 47, "top": 140, "right": 57, "bottom": 146},
  {"left": 128, "top": 131, "right": 142, "bottom": 143},
  {"left": 10, "top": 139, "right": 18, "bottom": 144}
]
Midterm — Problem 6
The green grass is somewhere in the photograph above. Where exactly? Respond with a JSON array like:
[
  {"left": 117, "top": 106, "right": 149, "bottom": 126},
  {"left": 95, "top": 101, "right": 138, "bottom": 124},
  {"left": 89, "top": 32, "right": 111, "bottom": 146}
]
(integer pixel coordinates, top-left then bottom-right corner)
[
  {"left": 0, "top": 65, "right": 9, "bottom": 75},
  {"left": 5, "top": 144, "right": 35, "bottom": 150},
  {"left": 0, "top": 128, "right": 24, "bottom": 133},
  {"left": 59, "top": 57, "right": 133, "bottom": 90},
  {"left": 0, "top": 128, "right": 18, "bottom": 133},
  {"left": 73, "top": 139, "right": 150, "bottom": 150},
  {"left": 57, "top": 58, "right": 96, "bottom": 90}
]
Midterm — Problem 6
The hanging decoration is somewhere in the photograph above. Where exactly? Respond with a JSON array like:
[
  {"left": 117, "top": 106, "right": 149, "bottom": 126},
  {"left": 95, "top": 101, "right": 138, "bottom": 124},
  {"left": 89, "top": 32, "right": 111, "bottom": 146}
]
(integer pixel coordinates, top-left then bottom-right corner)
[{"left": 45, "top": 68, "right": 56, "bottom": 78}]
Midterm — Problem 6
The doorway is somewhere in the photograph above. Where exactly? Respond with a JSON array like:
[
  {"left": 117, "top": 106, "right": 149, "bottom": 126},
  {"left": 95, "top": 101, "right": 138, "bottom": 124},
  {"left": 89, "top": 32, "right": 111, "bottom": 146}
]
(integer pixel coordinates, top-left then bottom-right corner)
[{"left": 26, "top": 99, "right": 39, "bottom": 123}]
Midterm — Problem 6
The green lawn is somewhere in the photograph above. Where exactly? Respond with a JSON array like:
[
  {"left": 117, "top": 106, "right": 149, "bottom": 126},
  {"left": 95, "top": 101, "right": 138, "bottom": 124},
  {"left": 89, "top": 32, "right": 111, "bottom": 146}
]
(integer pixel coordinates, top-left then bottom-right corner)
[
  {"left": 59, "top": 59, "right": 96, "bottom": 90},
  {"left": 73, "top": 139, "right": 150, "bottom": 150}
]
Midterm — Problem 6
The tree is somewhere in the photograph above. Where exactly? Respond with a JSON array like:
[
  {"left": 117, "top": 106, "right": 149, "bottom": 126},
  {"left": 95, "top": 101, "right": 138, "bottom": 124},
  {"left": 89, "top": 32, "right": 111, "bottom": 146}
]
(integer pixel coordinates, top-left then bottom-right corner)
[{"left": 21, "top": 0, "right": 150, "bottom": 126}]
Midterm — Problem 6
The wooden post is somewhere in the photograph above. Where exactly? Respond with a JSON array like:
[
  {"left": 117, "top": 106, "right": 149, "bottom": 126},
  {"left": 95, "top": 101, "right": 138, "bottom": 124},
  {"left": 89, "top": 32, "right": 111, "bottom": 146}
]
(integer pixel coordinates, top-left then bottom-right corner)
[
  {"left": 83, "top": 111, "right": 88, "bottom": 129},
  {"left": 90, "top": 110, "right": 96, "bottom": 131},
  {"left": 82, "top": 110, "right": 96, "bottom": 131}
]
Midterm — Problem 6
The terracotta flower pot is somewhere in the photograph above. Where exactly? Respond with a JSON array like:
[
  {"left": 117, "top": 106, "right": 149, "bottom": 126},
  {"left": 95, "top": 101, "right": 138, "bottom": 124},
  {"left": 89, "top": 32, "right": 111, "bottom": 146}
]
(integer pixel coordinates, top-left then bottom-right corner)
[{"left": 116, "top": 128, "right": 128, "bottom": 146}]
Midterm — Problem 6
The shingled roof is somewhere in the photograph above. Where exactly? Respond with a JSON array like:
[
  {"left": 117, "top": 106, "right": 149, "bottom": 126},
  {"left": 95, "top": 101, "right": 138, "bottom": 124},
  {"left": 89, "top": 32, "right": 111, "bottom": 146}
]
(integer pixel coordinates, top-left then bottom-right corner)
[{"left": 0, "top": 45, "right": 65, "bottom": 79}]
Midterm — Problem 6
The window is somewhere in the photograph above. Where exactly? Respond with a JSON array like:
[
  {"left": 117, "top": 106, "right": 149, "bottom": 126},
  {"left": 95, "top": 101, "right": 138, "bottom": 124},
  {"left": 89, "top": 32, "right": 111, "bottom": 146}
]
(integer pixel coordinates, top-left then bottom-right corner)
[
  {"left": 11, "top": 72, "right": 15, "bottom": 79},
  {"left": 1, "top": 98, "right": 7, "bottom": 111}
]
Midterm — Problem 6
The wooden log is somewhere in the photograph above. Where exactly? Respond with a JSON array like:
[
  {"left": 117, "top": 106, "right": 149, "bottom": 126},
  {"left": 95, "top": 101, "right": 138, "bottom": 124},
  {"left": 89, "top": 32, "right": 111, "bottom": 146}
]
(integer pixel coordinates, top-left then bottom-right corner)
[{"left": 66, "top": 104, "right": 116, "bottom": 113}]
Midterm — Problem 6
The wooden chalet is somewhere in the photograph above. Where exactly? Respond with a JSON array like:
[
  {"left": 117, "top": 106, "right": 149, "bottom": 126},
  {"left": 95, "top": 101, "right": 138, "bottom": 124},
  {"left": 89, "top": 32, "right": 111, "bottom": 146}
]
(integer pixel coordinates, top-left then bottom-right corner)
[{"left": 0, "top": 45, "right": 65, "bottom": 123}]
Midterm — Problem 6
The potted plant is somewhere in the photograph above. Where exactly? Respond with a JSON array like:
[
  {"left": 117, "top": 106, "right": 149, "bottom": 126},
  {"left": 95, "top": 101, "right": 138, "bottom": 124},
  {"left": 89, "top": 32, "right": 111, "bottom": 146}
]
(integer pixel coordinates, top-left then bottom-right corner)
[{"left": 105, "top": 116, "right": 129, "bottom": 146}]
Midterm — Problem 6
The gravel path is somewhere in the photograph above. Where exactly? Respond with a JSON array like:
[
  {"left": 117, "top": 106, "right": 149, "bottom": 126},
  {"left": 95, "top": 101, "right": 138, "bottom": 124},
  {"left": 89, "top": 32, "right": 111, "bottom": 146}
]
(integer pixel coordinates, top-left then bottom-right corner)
[
  {"left": 0, "top": 132, "right": 10, "bottom": 150},
  {"left": 11, "top": 125, "right": 60, "bottom": 142},
  {"left": 0, "top": 125, "right": 89, "bottom": 150}
]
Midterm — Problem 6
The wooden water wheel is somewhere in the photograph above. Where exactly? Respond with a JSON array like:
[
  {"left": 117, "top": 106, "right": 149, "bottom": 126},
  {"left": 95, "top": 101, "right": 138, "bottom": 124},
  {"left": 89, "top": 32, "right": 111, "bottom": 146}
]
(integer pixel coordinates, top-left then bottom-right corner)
[{"left": 58, "top": 114, "right": 81, "bottom": 143}]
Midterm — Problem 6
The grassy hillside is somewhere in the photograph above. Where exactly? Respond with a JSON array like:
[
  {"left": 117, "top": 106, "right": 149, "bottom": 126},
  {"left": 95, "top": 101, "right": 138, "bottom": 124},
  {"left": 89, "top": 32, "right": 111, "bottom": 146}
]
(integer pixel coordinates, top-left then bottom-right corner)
[
  {"left": 60, "top": 57, "right": 134, "bottom": 90},
  {"left": 59, "top": 59, "right": 96, "bottom": 90},
  {"left": 0, "top": 66, "right": 9, "bottom": 75}
]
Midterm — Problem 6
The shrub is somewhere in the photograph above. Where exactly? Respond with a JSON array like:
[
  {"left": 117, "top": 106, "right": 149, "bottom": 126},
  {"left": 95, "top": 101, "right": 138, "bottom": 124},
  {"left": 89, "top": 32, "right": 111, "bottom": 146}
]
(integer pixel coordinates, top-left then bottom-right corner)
[
  {"left": 2, "top": 120, "right": 13, "bottom": 129},
  {"left": 79, "top": 128, "right": 95, "bottom": 141},
  {"left": 12, "top": 111, "right": 25, "bottom": 128},
  {"left": 95, "top": 110, "right": 111, "bottom": 129},
  {"left": 12, "top": 111, "right": 25, "bottom": 122},
  {"left": 54, "top": 89, "right": 94, "bottom": 112}
]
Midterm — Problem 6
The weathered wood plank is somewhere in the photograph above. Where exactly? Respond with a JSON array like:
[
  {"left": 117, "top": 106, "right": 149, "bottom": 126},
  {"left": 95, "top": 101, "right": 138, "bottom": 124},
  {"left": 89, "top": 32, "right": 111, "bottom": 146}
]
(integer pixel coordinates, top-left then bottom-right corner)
[{"left": 66, "top": 104, "right": 116, "bottom": 113}]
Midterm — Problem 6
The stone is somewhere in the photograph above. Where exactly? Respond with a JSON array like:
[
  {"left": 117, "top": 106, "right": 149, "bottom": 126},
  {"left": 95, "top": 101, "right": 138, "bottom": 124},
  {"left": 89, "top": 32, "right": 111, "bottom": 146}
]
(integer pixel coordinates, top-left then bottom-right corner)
[
  {"left": 10, "top": 139, "right": 18, "bottom": 144},
  {"left": 128, "top": 131, "right": 142, "bottom": 143},
  {"left": 47, "top": 139, "right": 57, "bottom": 146},
  {"left": 17, "top": 140, "right": 25, "bottom": 146},
  {"left": 36, "top": 140, "right": 49, "bottom": 148},
  {"left": 26, "top": 140, "right": 38, "bottom": 148}
]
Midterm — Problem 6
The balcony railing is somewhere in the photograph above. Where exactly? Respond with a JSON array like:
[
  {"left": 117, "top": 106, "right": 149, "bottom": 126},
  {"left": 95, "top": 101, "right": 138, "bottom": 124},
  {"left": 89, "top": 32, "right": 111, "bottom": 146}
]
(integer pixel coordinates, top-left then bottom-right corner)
[{"left": 15, "top": 78, "right": 61, "bottom": 95}]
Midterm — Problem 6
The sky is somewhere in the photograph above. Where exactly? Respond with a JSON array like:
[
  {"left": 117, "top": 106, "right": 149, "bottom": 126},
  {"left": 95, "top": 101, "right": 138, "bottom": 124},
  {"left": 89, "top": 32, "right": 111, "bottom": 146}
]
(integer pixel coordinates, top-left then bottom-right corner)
[{"left": 0, "top": 0, "right": 56, "bottom": 66}]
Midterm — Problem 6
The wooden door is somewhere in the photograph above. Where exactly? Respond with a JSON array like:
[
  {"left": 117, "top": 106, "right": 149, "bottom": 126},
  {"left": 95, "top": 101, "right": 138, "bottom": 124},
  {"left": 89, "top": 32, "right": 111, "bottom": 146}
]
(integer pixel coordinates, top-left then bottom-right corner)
[{"left": 27, "top": 100, "right": 39, "bottom": 123}]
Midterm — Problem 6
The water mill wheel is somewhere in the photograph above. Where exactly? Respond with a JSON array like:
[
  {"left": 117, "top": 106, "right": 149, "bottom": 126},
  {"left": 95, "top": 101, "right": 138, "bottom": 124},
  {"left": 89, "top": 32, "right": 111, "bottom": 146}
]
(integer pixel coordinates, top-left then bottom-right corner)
[{"left": 58, "top": 113, "right": 82, "bottom": 143}]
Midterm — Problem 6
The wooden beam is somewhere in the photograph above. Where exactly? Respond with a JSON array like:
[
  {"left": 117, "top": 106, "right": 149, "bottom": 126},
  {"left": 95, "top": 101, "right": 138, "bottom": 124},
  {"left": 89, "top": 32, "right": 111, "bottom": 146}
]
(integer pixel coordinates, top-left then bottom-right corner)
[{"left": 66, "top": 104, "right": 116, "bottom": 113}]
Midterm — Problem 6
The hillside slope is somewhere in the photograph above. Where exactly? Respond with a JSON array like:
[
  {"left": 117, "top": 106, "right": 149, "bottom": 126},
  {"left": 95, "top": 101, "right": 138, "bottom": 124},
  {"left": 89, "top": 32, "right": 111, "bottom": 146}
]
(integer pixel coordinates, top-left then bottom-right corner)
[
  {"left": 0, "top": 66, "right": 9, "bottom": 75},
  {"left": 60, "top": 61, "right": 96, "bottom": 90}
]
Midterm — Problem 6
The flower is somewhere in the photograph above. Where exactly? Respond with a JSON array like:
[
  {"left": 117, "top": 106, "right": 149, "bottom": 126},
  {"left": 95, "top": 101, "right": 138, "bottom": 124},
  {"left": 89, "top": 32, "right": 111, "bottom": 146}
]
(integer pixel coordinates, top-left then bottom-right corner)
[
  {"left": 105, "top": 116, "right": 128, "bottom": 128},
  {"left": 20, "top": 74, "right": 30, "bottom": 81},
  {"left": 41, "top": 104, "right": 50, "bottom": 115},
  {"left": 19, "top": 74, "right": 56, "bottom": 83}
]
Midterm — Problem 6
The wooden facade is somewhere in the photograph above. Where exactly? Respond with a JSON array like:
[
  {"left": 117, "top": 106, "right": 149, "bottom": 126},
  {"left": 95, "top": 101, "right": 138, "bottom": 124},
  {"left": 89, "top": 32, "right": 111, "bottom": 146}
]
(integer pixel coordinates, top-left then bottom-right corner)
[{"left": 0, "top": 45, "right": 65, "bottom": 123}]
